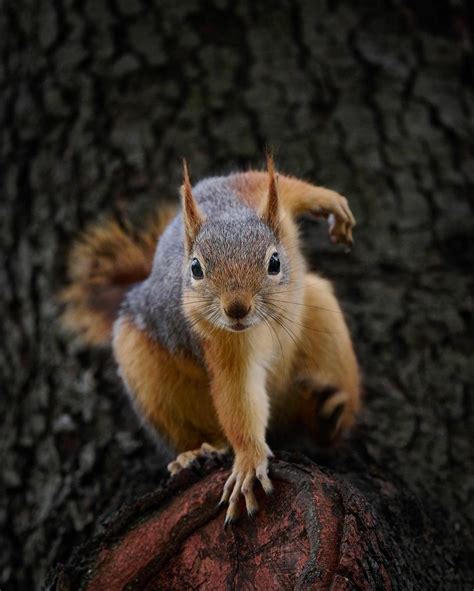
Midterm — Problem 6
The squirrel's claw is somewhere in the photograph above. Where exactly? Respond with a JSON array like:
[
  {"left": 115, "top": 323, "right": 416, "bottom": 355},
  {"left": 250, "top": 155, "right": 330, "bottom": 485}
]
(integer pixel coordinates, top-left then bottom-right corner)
[
  {"left": 220, "top": 472, "right": 236, "bottom": 505},
  {"left": 328, "top": 213, "right": 354, "bottom": 248},
  {"left": 221, "top": 456, "right": 272, "bottom": 526},
  {"left": 224, "top": 507, "right": 240, "bottom": 529},
  {"left": 242, "top": 473, "right": 259, "bottom": 516}
]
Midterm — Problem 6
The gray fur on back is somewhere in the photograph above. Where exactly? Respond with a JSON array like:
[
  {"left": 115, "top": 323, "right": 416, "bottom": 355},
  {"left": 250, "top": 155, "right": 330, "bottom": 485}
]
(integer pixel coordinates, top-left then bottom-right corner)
[{"left": 121, "top": 175, "right": 266, "bottom": 361}]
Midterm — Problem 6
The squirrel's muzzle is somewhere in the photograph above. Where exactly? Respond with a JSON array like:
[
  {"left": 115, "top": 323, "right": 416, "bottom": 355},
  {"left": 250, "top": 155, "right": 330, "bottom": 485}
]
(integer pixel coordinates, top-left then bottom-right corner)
[{"left": 224, "top": 300, "right": 251, "bottom": 320}]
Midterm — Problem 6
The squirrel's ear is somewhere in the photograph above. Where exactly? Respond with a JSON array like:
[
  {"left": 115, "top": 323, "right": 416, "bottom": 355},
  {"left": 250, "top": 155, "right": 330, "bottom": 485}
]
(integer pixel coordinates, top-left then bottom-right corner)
[
  {"left": 180, "top": 159, "right": 204, "bottom": 252},
  {"left": 260, "top": 153, "right": 280, "bottom": 236}
]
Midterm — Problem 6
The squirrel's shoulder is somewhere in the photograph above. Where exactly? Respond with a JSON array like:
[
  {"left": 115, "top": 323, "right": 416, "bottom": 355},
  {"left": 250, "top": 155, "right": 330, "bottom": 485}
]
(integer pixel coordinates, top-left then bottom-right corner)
[
  {"left": 194, "top": 170, "right": 273, "bottom": 215},
  {"left": 190, "top": 174, "right": 246, "bottom": 214}
]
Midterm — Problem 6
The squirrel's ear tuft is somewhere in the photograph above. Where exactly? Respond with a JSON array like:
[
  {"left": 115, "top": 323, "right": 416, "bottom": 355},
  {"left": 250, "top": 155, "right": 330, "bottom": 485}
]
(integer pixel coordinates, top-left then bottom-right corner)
[
  {"left": 180, "top": 159, "right": 204, "bottom": 252},
  {"left": 260, "top": 153, "right": 280, "bottom": 236}
]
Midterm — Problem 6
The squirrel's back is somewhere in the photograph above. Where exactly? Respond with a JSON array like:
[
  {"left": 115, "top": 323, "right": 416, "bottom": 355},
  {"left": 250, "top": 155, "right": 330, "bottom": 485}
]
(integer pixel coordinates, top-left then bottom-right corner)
[{"left": 120, "top": 214, "right": 198, "bottom": 357}]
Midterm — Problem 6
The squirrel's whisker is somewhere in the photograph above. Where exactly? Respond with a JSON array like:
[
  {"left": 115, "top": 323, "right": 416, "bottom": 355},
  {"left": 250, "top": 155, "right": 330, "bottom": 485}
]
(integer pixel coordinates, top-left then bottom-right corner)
[
  {"left": 265, "top": 282, "right": 334, "bottom": 296},
  {"left": 263, "top": 306, "right": 304, "bottom": 351},
  {"left": 265, "top": 301, "right": 340, "bottom": 336},
  {"left": 266, "top": 318, "right": 286, "bottom": 365},
  {"left": 265, "top": 298, "right": 341, "bottom": 314},
  {"left": 255, "top": 305, "right": 285, "bottom": 365}
]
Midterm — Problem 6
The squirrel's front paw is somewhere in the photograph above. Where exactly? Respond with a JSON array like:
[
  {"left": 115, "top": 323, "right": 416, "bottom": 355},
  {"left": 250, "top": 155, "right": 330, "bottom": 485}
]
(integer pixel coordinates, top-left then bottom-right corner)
[
  {"left": 167, "top": 442, "right": 228, "bottom": 475},
  {"left": 327, "top": 194, "right": 355, "bottom": 247},
  {"left": 312, "top": 192, "right": 355, "bottom": 247},
  {"left": 219, "top": 448, "right": 273, "bottom": 527}
]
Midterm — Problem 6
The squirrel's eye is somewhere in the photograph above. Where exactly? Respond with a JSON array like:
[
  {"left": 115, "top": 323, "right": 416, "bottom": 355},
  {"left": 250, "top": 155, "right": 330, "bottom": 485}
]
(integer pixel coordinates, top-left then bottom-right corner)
[
  {"left": 191, "top": 257, "right": 204, "bottom": 279},
  {"left": 268, "top": 252, "right": 280, "bottom": 275}
]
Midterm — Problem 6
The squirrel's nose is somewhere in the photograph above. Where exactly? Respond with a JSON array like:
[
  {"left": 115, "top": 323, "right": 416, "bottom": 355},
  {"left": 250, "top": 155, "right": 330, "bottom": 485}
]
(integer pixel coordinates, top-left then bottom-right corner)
[{"left": 225, "top": 301, "right": 251, "bottom": 320}]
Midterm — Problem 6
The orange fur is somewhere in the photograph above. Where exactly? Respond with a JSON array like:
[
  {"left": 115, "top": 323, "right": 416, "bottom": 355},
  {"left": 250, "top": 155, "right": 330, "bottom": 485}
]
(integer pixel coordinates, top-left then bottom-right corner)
[
  {"left": 59, "top": 205, "right": 176, "bottom": 345},
  {"left": 177, "top": 169, "right": 360, "bottom": 468},
  {"left": 202, "top": 331, "right": 271, "bottom": 459},
  {"left": 113, "top": 315, "right": 225, "bottom": 452},
  {"left": 229, "top": 170, "right": 355, "bottom": 245},
  {"left": 102, "top": 166, "right": 359, "bottom": 457},
  {"left": 269, "top": 273, "right": 360, "bottom": 441},
  {"left": 61, "top": 163, "right": 360, "bottom": 522},
  {"left": 229, "top": 170, "right": 341, "bottom": 214},
  {"left": 179, "top": 185, "right": 358, "bottom": 478}
]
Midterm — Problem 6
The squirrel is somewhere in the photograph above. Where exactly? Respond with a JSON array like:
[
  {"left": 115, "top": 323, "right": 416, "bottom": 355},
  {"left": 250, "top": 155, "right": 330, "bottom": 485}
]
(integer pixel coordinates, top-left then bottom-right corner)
[{"left": 60, "top": 156, "right": 361, "bottom": 525}]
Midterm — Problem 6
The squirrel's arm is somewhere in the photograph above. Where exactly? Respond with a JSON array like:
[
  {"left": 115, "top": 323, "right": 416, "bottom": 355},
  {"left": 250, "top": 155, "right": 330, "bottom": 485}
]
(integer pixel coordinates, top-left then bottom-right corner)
[
  {"left": 203, "top": 335, "right": 273, "bottom": 524},
  {"left": 229, "top": 171, "right": 355, "bottom": 246}
]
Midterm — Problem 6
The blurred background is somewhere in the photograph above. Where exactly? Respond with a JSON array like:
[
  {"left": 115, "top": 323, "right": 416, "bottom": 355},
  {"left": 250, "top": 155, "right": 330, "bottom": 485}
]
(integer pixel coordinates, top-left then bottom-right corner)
[{"left": 1, "top": 0, "right": 473, "bottom": 588}]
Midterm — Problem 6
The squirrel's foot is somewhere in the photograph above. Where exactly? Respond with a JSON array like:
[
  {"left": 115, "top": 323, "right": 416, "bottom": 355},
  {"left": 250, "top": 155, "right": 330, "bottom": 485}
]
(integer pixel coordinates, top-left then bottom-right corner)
[
  {"left": 316, "top": 388, "right": 356, "bottom": 445},
  {"left": 167, "top": 442, "right": 228, "bottom": 476},
  {"left": 219, "top": 448, "right": 273, "bottom": 526}
]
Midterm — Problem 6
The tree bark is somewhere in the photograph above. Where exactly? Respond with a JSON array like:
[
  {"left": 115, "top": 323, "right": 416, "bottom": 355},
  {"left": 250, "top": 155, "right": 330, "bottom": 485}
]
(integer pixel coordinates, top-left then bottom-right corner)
[{"left": 51, "top": 453, "right": 462, "bottom": 590}]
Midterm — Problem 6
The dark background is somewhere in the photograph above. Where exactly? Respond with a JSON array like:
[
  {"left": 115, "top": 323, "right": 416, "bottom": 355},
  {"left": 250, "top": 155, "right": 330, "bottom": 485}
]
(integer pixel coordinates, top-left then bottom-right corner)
[{"left": 1, "top": 1, "right": 473, "bottom": 589}]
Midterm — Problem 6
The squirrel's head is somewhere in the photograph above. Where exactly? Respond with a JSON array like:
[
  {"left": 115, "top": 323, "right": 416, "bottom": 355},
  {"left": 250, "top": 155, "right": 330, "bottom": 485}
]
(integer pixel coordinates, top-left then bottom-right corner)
[{"left": 181, "top": 158, "right": 292, "bottom": 334}]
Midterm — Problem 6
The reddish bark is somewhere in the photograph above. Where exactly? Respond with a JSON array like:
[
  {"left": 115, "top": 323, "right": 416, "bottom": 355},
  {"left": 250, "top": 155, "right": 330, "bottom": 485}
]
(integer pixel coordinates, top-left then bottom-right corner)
[{"left": 51, "top": 454, "right": 449, "bottom": 590}]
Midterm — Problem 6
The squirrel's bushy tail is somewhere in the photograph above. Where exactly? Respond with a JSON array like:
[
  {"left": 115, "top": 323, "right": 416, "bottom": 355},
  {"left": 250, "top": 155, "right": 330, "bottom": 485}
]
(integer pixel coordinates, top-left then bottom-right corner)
[{"left": 59, "top": 205, "right": 176, "bottom": 345}]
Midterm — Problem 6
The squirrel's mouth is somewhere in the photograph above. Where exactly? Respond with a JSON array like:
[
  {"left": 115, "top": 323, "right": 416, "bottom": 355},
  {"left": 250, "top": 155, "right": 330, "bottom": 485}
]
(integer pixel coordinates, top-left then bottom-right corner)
[{"left": 229, "top": 322, "right": 249, "bottom": 332}]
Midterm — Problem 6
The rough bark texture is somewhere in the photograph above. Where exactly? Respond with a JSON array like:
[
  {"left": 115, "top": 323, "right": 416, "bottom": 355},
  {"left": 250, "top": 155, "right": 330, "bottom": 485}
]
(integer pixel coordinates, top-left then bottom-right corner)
[
  {"left": 1, "top": 1, "right": 473, "bottom": 589},
  {"left": 49, "top": 454, "right": 460, "bottom": 591}
]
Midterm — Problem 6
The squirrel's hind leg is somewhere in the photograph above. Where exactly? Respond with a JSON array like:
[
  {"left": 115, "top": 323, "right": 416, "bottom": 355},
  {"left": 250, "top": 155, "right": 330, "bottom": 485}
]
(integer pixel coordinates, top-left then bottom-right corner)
[
  {"left": 287, "top": 273, "right": 361, "bottom": 445},
  {"left": 113, "top": 315, "right": 224, "bottom": 458},
  {"left": 290, "top": 381, "right": 356, "bottom": 445}
]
